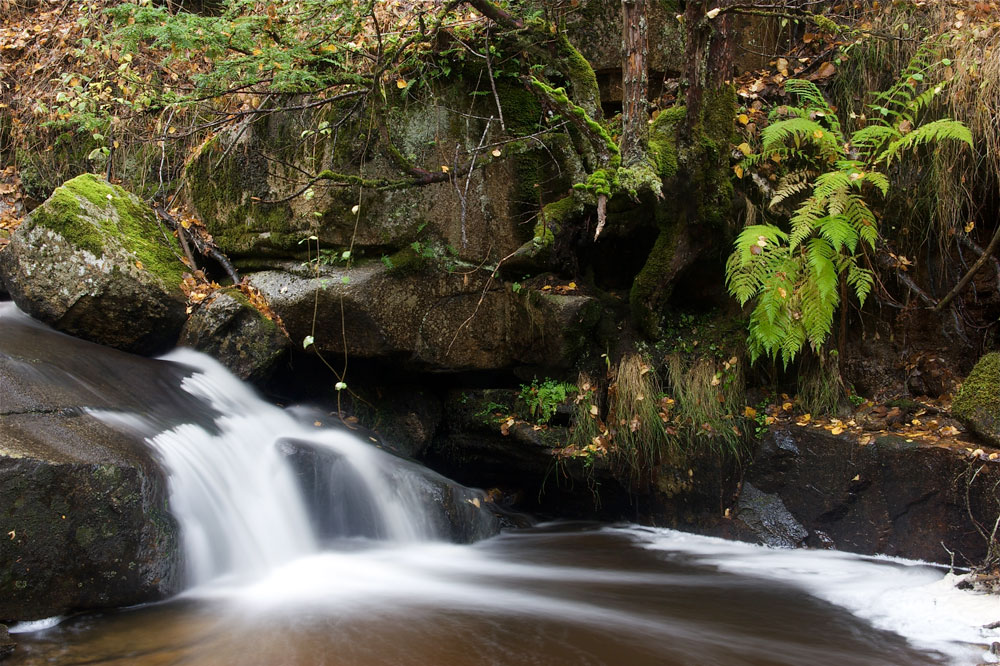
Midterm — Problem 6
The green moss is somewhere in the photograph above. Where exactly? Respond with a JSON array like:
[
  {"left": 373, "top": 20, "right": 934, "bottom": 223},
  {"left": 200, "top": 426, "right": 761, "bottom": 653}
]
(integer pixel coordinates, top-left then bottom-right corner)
[
  {"left": 953, "top": 352, "right": 1000, "bottom": 444},
  {"left": 649, "top": 106, "right": 685, "bottom": 180},
  {"left": 27, "top": 174, "right": 187, "bottom": 289},
  {"left": 535, "top": 194, "right": 583, "bottom": 246},
  {"left": 556, "top": 31, "right": 602, "bottom": 121},
  {"left": 630, "top": 212, "right": 679, "bottom": 336},
  {"left": 689, "top": 85, "right": 737, "bottom": 228}
]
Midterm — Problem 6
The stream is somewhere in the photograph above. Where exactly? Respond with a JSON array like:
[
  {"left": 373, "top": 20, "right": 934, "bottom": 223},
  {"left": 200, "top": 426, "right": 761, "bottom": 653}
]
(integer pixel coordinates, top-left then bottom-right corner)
[{"left": 2, "top": 303, "right": 998, "bottom": 665}]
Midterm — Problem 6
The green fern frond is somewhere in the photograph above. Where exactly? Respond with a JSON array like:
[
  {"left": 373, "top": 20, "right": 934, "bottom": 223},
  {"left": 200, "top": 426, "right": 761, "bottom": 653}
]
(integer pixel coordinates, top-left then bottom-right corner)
[
  {"left": 846, "top": 263, "right": 874, "bottom": 306},
  {"left": 769, "top": 170, "right": 813, "bottom": 210},
  {"left": 818, "top": 215, "right": 858, "bottom": 253},
  {"left": 862, "top": 170, "right": 889, "bottom": 196},
  {"left": 788, "top": 196, "right": 826, "bottom": 248},
  {"left": 878, "top": 118, "right": 973, "bottom": 165}
]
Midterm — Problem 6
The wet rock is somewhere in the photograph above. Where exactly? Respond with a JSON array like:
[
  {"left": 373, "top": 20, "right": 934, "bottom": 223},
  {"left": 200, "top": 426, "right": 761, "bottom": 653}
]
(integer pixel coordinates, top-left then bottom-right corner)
[
  {"left": 746, "top": 424, "right": 1000, "bottom": 565},
  {"left": 0, "top": 624, "right": 13, "bottom": 660},
  {"left": 0, "top": 305, "right": 182, "bottom": 622},
  {"left": 735, "top": 482, "right": 808, "bottom": 549},
  {"left": 280, "top": 438, "right": 508, "bottom": 544},
  {"left": 0, "top": 174, "right": 188, "bottom": 354},
  {"left": 250, "top": 263, "right": 601, "bottom": 372},
  {"left": 953, "top": 352, "right": 1000, "bottom": 448},
  {"left": 178, "top": 288, "right": 290, "bottom": 384}
]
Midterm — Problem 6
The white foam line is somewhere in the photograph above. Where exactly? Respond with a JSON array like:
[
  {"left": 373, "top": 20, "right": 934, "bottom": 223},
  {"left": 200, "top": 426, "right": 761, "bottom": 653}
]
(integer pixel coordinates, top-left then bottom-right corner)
[{"left": 612, "top": 526, "right": 1000, "bottom": 664}]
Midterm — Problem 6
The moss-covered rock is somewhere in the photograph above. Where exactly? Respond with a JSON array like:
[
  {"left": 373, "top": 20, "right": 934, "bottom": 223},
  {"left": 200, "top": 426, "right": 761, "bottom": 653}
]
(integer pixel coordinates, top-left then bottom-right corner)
[
  {"left": 953, "top": 352, "right": 1000, "bottom": 447},
  {"left": 184, "top": 83, "right": 529, "bottom": 266},
  {"left": 0, "top": 174, "right": 188, "bottom": 354},
  {"left": 178, "top": 288, "right": 290, "bottom": 383}
]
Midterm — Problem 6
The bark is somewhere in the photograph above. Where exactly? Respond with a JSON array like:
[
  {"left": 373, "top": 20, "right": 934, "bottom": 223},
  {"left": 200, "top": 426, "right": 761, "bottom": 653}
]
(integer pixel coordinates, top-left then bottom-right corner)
[
  {"left": 684, "top": 0, "right": 733, "bottom": 131},
  {"left": 621, "top": 0, "right": 649, "bottom": 167}
]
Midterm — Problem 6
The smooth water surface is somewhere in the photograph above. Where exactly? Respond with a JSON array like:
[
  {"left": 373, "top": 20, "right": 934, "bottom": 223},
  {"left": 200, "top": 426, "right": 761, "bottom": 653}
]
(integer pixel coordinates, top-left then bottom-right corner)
[{"left": 2, "top": 303, "right": 997, "bottom": 665}]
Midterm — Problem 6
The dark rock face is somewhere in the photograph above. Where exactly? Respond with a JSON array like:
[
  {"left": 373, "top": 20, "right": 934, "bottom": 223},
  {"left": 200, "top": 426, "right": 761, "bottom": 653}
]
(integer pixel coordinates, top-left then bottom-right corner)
[
  {"left": 0, "top": 304, "right": 182, "bottom": 622},
  {"left": 250, "top": 263, "right": 601, "bottom": 372},
  {"left": 735, "top": 482, "right": 808, "bottom": 549},
  {"left": 743, "top": 425, "right": 1000, "bottom": 565},
  {"left": 0, "top": 174, "right": 188, "bottom": 355},
  {"left": 178, "top": 288, "right": 290, "bottom": 383},
  {"left": 0, "top": 624, "right": 13, "bottom": 660}
]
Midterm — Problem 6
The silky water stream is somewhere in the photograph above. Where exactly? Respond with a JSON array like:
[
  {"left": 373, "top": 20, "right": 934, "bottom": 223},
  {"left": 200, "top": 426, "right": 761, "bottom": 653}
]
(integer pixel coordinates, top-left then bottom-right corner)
[{"left": 3, "top": 305, "right": 999, "bottom": 665}]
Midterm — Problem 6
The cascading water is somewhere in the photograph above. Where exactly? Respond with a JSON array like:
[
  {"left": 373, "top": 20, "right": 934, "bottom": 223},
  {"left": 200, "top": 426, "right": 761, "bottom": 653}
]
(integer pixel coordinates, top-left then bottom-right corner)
[
  {"left": 94, "top": 348, "right": 496, "bottom": 587},
  {"left": 4, "top": 303, "right": 998, "bottom": 665}
]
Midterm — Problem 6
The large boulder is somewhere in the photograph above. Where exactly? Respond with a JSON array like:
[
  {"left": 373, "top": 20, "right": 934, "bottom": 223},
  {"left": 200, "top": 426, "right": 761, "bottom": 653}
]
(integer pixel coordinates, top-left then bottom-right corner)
[
  {"left": 249, "top": 263, "right": 601, "bottom": 372},
  {"left": 178, "top": 287, "right": 290, "bottom": 383},
  {"left": 0, "top": 174, "right": 188, "bottom": 355},
  {"left": 953, "top": 352, "right": 1000, "bottom": 447},
  {"left": 0, "top": 304, "right": 182, "bottom": 622},
  {"left": 184, "top": 85, "right": 540, "bottom": 265}
]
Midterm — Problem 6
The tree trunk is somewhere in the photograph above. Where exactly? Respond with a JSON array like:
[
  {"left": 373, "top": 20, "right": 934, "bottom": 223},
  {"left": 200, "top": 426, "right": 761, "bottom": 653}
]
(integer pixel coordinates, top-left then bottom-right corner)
[
  {"left": 684, "top": 0, "right": 733, "bottom": 132},
  {"left": 621, "top": 0, "right": 649, "bottom": 167}
]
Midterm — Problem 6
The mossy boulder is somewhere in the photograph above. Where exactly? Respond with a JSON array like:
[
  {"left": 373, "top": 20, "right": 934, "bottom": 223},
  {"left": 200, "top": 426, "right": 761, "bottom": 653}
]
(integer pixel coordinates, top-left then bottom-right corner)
[
  {"left": 178, "top": 288, "right": 290, "bottom": 384},
  {"left": 0, "top": 174, "right": 188, "bottom": 354},
  {"left": 184, "top": 87, "right": 529, "bottom": 266},
  {"left": 953, "top": 352, "right": 1000, "bottom": 447}
]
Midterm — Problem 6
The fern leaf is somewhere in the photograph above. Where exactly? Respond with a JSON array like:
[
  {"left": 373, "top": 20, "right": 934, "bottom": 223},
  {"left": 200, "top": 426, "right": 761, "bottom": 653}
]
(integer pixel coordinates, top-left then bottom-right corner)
[{"left": 878, "top": 118, "right": 973, "bottom": 165}]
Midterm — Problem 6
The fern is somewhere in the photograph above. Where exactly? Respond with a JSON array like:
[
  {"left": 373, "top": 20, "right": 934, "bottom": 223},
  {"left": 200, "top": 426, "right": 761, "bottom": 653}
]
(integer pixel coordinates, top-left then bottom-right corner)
[
  {"left": 878, "top": 119, "right": 973, "bottom": 165},
  {"left": 730, "top": 54, "right": 973, "bottom": 365}
]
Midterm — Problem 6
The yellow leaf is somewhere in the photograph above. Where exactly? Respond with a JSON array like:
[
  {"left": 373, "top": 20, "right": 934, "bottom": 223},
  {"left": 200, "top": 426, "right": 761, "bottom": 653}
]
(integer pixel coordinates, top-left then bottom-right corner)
[
  {"left": 770, "top": 153, "right": 782, "bottom": 164},
  {"left": 734, "top": 165, "right": 744, "bottom": 178},
  {"left": 440, "top": 165, "right": 449, "bottom": 172},
  {"left": 777, "top": 287, "right": 787, "bottom": 298},
  {"left": 965, "top": 220, "right": 975, "bottom": 233},
  {"left": 744, "top": 406, "right": 757, "bottom": 418},
  {"left": 813, "top": 129, "right": 824, "bottom": 139},
  {"left": 396, "top": 78, "right": 408, "bottom": 89},
  {"left": 737, "top": 113, "right": 749, "bottom": 125},
  {"left": 135, "top": 260, "right": 144, "bottom": 270},
  {"left": 491, "top": 148, "right": 501, "bottom": 157},
  {"left": 168, "top": 126, "right": 177, "bottom": 134},
  {"left": 737, "top": 142, "right": 752, "bottom": 156},
  {"left": 782, "top": 401, "right": 794, "bottom": 411},
  {"left": 852, "top": 474, "right": 860, "bottom": 481},
  {"left": 589, "top": 404, "right": 599, "bottom": 416},
  {"left": 831, "top": 426, "right": 844, "bottom": 435},
  {"left": 567, "top": 281, "right": 577, "bottom": 289}
]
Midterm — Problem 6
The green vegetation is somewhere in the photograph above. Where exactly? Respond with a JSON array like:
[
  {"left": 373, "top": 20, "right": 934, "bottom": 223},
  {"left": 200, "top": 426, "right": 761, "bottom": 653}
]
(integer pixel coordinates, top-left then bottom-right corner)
[
  {"left": 519, "top": 378, "right": 576, "bottom": 425},
  {"left": 25, "top": 174, "right": 186, "bottom": 288},
  {"left": 727, "top": 64, "right": 971, "bottom": 366}
]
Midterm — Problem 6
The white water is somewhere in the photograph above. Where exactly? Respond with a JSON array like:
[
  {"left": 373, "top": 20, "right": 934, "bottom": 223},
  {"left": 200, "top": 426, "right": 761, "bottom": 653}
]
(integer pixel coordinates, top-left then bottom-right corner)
[
  {"left": 80, "top": 348, "right": 1000, "bottom": 664},
  {"left": 94, "top": 348, "right": 490, "bottom": 586}
]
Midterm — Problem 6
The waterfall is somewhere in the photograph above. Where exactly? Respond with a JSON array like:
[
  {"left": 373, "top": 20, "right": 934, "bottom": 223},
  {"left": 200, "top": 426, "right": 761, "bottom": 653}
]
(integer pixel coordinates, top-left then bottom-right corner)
[{"left": 95, "top": 348, "right": 495, "bottom": 587}]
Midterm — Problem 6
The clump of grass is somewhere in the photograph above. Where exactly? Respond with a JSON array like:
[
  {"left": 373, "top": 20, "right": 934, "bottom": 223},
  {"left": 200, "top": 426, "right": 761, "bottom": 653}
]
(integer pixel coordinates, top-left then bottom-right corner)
[
  {"left": 664, "top": 354, "right": 746, "bottom": 457},
  {"left": 607, "top": 354, "right": 681, "bottom": 482},
  {"left": 796, "top": 352, "right": 845, "bottom": 416},
  {"left": 567, "top": 371, "right": 603, "bottom": 451}
]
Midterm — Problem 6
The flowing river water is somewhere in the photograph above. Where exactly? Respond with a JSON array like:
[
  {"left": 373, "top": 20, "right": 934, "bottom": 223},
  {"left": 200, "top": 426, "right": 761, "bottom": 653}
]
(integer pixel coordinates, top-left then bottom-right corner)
[{"left": 2, "top": 303, "right": 998, "bottom": 665}]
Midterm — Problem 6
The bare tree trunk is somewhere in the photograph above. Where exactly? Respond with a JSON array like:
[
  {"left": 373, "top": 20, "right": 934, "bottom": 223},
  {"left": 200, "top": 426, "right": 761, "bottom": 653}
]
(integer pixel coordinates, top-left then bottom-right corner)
[
  {"left": 684, "top": 0, "right": 732, "bottom": 132},
  {"left": 621, "top": 0, "right": 648, "bottom": 167}
]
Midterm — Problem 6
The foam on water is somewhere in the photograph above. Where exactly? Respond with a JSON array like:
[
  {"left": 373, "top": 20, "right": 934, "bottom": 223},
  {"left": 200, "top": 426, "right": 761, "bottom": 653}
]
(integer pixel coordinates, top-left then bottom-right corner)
[{"left": 620, "top": 526, "right": 1000, "bottom": 664}]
